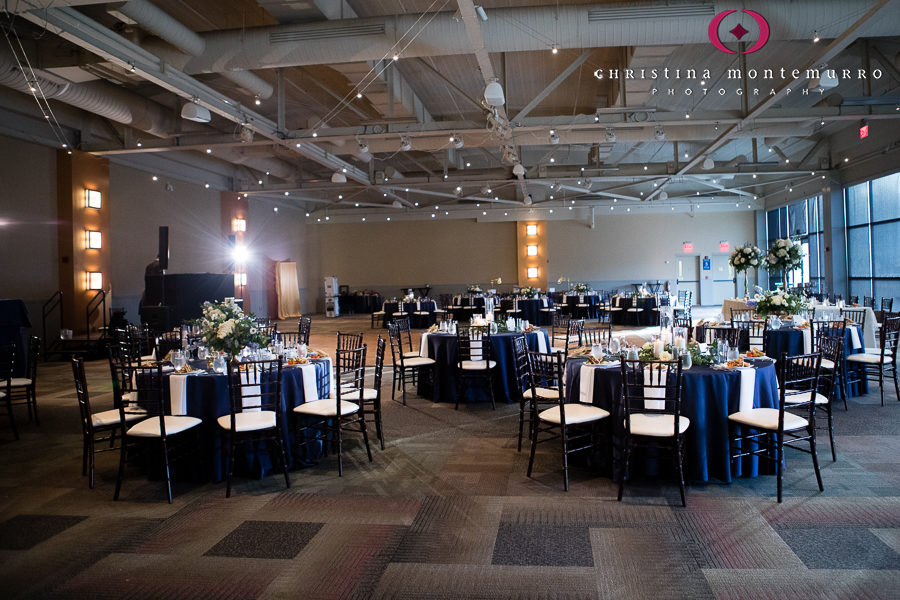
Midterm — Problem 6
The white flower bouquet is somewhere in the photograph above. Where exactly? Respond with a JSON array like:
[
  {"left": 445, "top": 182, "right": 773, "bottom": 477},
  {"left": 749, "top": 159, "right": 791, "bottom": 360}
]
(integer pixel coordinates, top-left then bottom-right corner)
[
  {"left": 572, "top": 282, "right": 591, "bottom": 294},
  {"left": 519, "top": 286, "right": 537, "bottom": 298},
  {"left": 766, "top": 238, "right": 804, "bottom": 273},
  {"left": 729, "top": 244, "right": 763, "bottom": 273},
  {"left": 754, "top": 289, "right": 807, "bottom": 317},
  {"left": 196, "top": 298, "right": 270, "bottom": 356}
]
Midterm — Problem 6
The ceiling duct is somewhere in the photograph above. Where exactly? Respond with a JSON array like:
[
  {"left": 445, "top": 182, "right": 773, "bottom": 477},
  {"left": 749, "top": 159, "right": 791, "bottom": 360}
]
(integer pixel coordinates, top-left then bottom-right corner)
[
  {"left": 268, "top": 23, "right": 386, "bottom": 43},
  {"left": 0, "top": 49, "right": 174, "bottom": 136},
  {"left": 132, "top": 1, "right": 900, "bottom": 73},
  {"left": 587, "top": 4, "right": 715, "bottom": 22}
]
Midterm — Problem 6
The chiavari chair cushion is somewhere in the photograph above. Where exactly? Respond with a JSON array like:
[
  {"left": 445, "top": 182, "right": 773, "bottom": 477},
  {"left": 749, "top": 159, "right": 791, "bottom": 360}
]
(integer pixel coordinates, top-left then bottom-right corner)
[
  {"left": 627, "top": 413, "right": 690, "bottom": 437},
  {"left": 216, "top": 411, "right": 277, "bottom": 433},
  {"left": 293, "top": 399, "right": 360, "bottom": 418},
  {"left": 728, "top": 408, "right": 808, "bottom": 431},
  {"left": 847, "top": 353, "right": 892, "bottom": 365},
  {"left": 460, "top": 359, "right": 496, "bottom": 370},
  {"left": 539, "top": 403, "right": 609, "bottom": 425},
  {"left": 127, "top": 415, "right": 201, "bottom": 437}
]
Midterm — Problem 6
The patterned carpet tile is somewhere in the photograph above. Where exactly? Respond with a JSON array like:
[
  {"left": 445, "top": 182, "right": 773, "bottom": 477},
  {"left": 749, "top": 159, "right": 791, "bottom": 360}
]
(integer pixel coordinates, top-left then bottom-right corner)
[
  {"left": 205, "top": 520, "right": 324, "bottom": 559},
  {"left": 492, "top": 523, "right": 593, "bottom": 567},
  {"left": 0, "top": 514, "right": 87, "bottom": 550},
  {"left": 258, "top": 523, "right": 407, "bottom": 600},
  {"left": 261, "top": 491, "right": 423, "bottom": 525},
  {"left": 590, "top": 528, "right": 715, "bottom": 600},
  {"left": 372, "top": 563, "right": 599, "bottom": 600},
  {"left": 392, "top": 495, "right": 503, "bottom": 564},
  {"left": 47, "top": 553, "right": 284, "bottom": 600},
  {"left": 499, "top": 496, "right": 676, "bottom": 527},
  {"left": 757, "top": 497, "right": 900, "bottom": 527},
  {"left": 776, "top": 526, "right": 900, "bottom": 569},
  {"left": 0, "top": 516, "right": 167, "bottom": 600},
  {"left": 702, "top": 568, "right": 900, "bottom": 600},
  {"left": 674, "top": 497, "right": 804, "bottom": 569},
  {"left": 872, "top": 528, "right": 900, "bottom": 555},
  {"left": 133, "top": 493, "right": 274, "bottom": 555}
]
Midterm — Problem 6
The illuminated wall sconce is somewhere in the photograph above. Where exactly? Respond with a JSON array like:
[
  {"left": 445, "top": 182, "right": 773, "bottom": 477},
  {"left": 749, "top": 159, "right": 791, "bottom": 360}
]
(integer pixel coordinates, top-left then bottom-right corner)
[
  {"left": 526, "top": 224, "right": 537, "bottom": 236},
  {"left": 527, "top": 267, "right": 539, "bottom": 279},
  {"left": 86, "top": 229, "right": 102, "bottom": 249},
  {"left": 232, "top": 217, "right": 247, "bottom": 232},
  {"left": 86, "top": 271, "right": 103, "bottom": 290},
  {"left": 234, "top": 272, "right": 248, "bottom": 286},
  {"left": 526, "top": 244, "right": 538, "bottom": 256},
  {"left": 85, "top": 189, "right": 102, "bottom": 209}
]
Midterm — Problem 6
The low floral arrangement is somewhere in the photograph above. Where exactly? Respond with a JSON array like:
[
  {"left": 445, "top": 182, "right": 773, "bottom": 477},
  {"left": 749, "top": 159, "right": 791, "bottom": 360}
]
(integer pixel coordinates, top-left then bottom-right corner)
[
  {"left": 729, "top": 244, "right": 763, "bottom": 272},
  {"left": 572, "top": 282, "right": 591, "bottom": 294},
  {"left": 633, "top": 340, "right": 715, "bottom": 366},
  {"left": 754, "top": 288, "right": 808, "bottom": 317},
  {"left": 766, "top": 238, "right": 804, "bottom": 273},
  {"left": 518, "top": 286, "right": 537, "bottom": 298},
  {"left": 196, "top": 298, "right": 269, "bottom": 356},
  {"left": 467, "top": 284, "right": 483, "bottom": 294}
]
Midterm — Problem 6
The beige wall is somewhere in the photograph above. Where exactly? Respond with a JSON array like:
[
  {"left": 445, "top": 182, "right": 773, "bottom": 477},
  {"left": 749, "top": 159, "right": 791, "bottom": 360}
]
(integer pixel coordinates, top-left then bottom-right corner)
[
  {"left": 0, "top": 135, "right": 59, "bottom": 322},
  {"left": 546, "top": 211, "right": 756, "bottom": 289},
  {"left": 312, "top": 220, "right": 518, "bottom": 304},
  {"left": 109, "top": 164, "right": 226, "bottom": 320}
]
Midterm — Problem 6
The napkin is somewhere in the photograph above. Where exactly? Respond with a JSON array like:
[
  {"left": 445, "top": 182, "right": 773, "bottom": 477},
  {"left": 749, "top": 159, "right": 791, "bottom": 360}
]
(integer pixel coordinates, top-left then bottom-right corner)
[
  {"left": 536, "top": 331, "right": 548, "bottom": 353},
  {"left": 849, "top": 326, "right": 861, "bottom": 350},
  {"left": 299, "top": 363, "right": 321, "bottom": 402},
  {"left": 801, "top": 328, "right": 812, "bottom": 354},
  {"left": 169, "top": 373, "right": 189, "bottom": 415},
  {"left": 643, "top": 365, "right": 667, "bottom": 411},
  {"left": 419, "top": 332, "right": 430, "bottom": 359},
  {"left": 738, "top": 366, "right": 756, "bottom": 412},
  {"left": 579, "top": 294, "right": 585, "bottom": 304},
  {"left": 240, "top": 369, "right": 262, "bottom": 412},
  {"left": 579, "top": 364, "right": 595, "bottom": 404},
  {"left": 542, "top": 298, "right": 548, "bottom": 308}
]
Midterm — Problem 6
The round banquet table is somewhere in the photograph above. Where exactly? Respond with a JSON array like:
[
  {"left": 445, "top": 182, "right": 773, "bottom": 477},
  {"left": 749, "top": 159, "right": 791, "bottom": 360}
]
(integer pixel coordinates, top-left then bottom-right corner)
[
  {"left": 514, "top": 298, "right": 555, "bottom": 326},
  {"left": 417, "top": 330, "right": 551, "bottom": 405},
  {"left": 564, "top": 357, "right": 779, "bottom": 483},
  {"left": 144, "top": 359, "right": 331, "bottom": 482},
  {"left": 609, "top": 296, "right": 659, "bottom": 326},
  {"left": 565, "top": 295, "right": 600, "bottom": 319},
  {"left": 765, "top": 325, "right": 868, "bottom": 396},
  {"left": 382, "top": 300, "right": 437, "bottom": 328}
]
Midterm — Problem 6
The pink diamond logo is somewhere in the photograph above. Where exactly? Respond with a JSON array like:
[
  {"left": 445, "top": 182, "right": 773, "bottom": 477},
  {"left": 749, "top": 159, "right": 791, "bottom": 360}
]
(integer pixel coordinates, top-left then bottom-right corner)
[{"left": 729, "top": 23, "right": 749, "bottom": 40}]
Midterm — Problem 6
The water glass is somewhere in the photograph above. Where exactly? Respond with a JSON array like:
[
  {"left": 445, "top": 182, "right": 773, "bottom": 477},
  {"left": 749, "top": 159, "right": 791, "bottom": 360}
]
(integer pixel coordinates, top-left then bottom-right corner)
[
  {"left": 298, "top": 343, "right": 308, "bottom": 358},
  {"left": 197, "top": 346, "right": 208, "bottom": 360},
  {"left": 681, "top": 350, "right": 693, "bottom": 370},
  {"left": 590, "top": 344, "right": 602, "bottom": 360},
  {"left": 172, "top": 350, "right": 186, "bottom": 371},
  {"left": 609, "top": 338, "right": 621, "bottom": 355},
  {"left": 718, "top": 340, "right": 729, "bottom": 364}
]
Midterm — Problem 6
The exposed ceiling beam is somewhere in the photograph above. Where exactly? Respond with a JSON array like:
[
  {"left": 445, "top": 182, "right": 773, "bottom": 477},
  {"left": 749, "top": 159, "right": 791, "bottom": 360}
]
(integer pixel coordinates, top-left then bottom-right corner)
[
  {"left": 645, "top": 0, "right": 895, "bottom": 201},
  {"left": 512, "top": 49, "right": 593, "bottom": 123},
  {"left": 19, "top": 5, "right": 370, "bottom": 184}
]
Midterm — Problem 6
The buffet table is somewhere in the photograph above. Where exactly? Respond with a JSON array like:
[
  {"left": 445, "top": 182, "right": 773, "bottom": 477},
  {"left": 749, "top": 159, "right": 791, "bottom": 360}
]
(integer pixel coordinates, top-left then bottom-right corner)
[{"left": 564, "top": 357, "right": 779, "bottom": 483}]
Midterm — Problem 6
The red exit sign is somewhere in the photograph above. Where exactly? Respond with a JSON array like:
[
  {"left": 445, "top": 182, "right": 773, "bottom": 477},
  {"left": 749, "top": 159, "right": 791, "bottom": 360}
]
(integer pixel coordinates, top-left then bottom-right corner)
[
  {"left": 720, "top": 241, "right": 730, "bottom": 252},
  {"left": 683, "top": 242, "right": 694, "bottom": 253},
  {"left": 860, "top": 123, "right": 869, "bottom": 139}
]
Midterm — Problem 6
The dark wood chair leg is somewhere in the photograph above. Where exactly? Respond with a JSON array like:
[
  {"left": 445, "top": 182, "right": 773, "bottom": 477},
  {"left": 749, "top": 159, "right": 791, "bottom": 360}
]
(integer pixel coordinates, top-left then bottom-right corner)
[
  {"left": 114, "top": 439, "right": 127, "bottom": 500},
  {"left": 161, "top": 439, "right": 173, "bottom": 504}
]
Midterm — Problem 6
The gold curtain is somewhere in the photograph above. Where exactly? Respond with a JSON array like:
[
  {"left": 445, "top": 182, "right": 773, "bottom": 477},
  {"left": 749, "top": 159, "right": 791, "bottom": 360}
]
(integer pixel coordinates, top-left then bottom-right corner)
[{"left": 275, "top": 261, "right": 302, "bottom": 319}]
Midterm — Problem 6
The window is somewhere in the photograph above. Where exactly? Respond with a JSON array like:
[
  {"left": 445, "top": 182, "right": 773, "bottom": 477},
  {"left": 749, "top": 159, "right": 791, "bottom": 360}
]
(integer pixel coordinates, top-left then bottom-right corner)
[
  {"left": 765, "top": 197, "right": 823, "bottom": 290},
  {"left": 846, "top": 172, "right": 900, "bottom": 302}
]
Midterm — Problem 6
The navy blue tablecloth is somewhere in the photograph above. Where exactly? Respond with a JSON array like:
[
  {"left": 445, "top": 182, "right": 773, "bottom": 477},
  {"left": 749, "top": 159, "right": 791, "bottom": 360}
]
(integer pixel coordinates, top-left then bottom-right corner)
[
  {"left": 516, "top": 298, "right": 555, "bottom": 326},
  {"left": 161, "top": 360, "right": 330, "bottom": 481},
  {"left": 564, "top": 358, "right": 779, "bottom": 483},
  {"left": 609, "top": 296, "right": 659, "bottom": 326},
  {"left": 565, "top": 295, "right": 600, "bottom": 318},
  {"left": 765, "top": 326, "right": 867, "bottom": 396},
  {"left": 383, "top": 301, "right": 437, "bottom": 328},
  {"left": 418, "top": 330, "right": 550, "bottom": 405}
]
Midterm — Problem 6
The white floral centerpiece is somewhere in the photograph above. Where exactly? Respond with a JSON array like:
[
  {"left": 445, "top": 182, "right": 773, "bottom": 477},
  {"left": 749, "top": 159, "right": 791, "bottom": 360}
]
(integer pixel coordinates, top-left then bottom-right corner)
[
  {"left": 766, "top": 238, "right": 804, "bottom": 283},
  {"left": 572, "top": 282, "right": 591, "bottom": 294},
  {"left": 729, "top": 243, "right": 763, "bottom": 297},
  {"left": 467, "top": 284, "right": 483, "bottom": 295},
  {"left": 754, "top": 288, "right": 808, "bottom": 317},
  {"left": 197, "top": 298, "right": 270, "bottom": 356},
  {"left": 518, "top": 286, "right": 537, "bottom": 298}
]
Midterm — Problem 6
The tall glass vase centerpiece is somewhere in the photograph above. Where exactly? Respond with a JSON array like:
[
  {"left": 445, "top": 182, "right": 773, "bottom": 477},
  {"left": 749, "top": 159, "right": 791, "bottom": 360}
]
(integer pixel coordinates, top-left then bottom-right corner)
[
  {"left": 729, "top": 243, "right": 763, "bottom": 299},
  {"left": 765, "top": 238, "right": 805, "bottom": 288},
  {"left": 196, "top": 298, "right": 270, "bottom": 359}
]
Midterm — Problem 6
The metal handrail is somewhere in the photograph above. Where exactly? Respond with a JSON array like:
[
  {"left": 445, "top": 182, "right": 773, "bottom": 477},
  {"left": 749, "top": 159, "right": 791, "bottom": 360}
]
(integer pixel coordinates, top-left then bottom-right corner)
[
  {"left": 42, "top": 290, "right": 63, "bottom": 352},
  {"left": 86, "top": 290, "right": 107, "bottom": 341}
]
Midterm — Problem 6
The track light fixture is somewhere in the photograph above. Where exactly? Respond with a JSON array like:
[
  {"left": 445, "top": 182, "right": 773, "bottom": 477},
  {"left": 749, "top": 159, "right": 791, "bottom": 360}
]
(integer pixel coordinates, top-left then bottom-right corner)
[
  {"left": 605, "top": 128, "right": 616, "bottom": 143},
  {"left": 400, "top": 136, "right": 412, "bottom": 151},
  {"left": 654, "top": 127, "right": 666, "bottom": 141}
]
